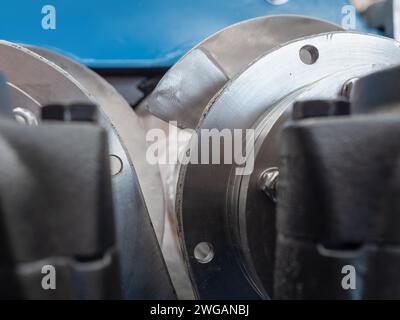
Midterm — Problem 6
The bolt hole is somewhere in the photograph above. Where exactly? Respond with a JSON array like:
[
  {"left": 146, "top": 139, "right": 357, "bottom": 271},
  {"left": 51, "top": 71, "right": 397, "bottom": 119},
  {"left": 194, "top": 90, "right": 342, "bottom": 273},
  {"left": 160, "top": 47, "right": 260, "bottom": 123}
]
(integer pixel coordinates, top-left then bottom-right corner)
[
  {"left": 110, "top": 155, "right": 123, "bottom": 176},
  {"left": 299, "top": 45, "right": 319, "bottom": 65},
  {"left": 194, "top": 242, "right": 214, "bottom": 264}
]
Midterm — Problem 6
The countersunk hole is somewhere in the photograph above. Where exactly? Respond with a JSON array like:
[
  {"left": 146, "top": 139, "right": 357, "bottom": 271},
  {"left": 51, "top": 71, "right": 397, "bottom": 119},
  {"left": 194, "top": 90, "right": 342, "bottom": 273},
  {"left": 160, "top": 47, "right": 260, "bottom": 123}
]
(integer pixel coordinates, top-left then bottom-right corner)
[
  {"left": 194, "top": 242, "right": 214, "bottom": 264},
  {"left": 110, "top": 155, "right": 123, "bottom": 176},
  {"left": 299, "top": 45, "right": 319, "bottom": 65}
]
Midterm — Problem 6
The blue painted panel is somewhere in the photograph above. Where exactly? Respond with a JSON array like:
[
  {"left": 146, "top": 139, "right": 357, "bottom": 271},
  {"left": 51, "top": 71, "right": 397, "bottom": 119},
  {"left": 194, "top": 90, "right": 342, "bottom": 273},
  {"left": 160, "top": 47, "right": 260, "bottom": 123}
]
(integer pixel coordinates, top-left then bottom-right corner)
[{"left": 0, "top": 0, "right": 376, "bottom": 68}]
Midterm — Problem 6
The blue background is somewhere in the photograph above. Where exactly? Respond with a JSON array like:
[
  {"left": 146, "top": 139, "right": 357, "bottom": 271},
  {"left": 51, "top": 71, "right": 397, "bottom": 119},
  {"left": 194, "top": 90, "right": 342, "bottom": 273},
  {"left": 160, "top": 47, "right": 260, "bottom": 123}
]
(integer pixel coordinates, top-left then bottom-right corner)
[{"left": 0, "top": 0, "right": 376, "bottom": 68}]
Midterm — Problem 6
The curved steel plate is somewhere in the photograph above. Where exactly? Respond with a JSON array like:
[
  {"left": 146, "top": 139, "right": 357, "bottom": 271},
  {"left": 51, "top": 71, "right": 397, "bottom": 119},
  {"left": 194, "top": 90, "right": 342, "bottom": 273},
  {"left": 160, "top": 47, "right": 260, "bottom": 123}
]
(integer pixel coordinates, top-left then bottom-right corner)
[{"left": 147, "top": 15, "right": 342, "bottom": 129}]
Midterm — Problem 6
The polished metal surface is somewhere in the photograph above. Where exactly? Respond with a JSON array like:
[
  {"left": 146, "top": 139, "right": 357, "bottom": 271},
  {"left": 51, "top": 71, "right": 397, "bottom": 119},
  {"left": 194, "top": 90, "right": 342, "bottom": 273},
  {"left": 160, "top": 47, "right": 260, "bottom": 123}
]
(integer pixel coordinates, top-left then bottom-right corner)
[
  {"left": 177, "top": 32, "right": 400, "bottom": 299},
  {"left": 0, "top": 42, "right": 175, "bottom": 299},
  {"left": 147, "top": 15, "right": 342, "bottom": 129}
]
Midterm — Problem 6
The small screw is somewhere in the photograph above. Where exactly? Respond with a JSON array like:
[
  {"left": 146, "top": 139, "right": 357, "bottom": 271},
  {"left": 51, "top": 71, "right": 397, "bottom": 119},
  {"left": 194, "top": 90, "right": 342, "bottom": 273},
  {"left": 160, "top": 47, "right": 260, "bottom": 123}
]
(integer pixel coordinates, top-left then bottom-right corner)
[{"left": 259, "top": 168, "right": 279, "bottom": 202}]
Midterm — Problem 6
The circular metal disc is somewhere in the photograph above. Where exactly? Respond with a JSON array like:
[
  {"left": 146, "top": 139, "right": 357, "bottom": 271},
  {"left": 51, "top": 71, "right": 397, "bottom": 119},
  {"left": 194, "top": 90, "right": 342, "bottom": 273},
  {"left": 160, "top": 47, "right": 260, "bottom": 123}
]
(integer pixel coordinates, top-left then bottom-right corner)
[
  {"left": 143, "top": 15, "right": 343, "bottom": 299},
  {"left": 0, "top": 42, "right": 174, "bottom": 299},
  {"left": 177, "top": 32, "right": 400, "bottom": 299}
]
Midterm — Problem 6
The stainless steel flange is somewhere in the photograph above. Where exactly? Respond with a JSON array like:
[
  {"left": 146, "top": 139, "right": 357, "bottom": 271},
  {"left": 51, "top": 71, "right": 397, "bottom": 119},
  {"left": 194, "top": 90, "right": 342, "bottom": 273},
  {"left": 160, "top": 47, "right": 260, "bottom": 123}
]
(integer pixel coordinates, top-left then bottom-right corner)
[
  {"left": 141, "top": 15, "right": 343, "bottom": 299},
  {"left": 0, "top": 41, "right": 174, "bottom": 299},
  {"left": 177, "top": 32, "right": 400, "bottom": 299}
]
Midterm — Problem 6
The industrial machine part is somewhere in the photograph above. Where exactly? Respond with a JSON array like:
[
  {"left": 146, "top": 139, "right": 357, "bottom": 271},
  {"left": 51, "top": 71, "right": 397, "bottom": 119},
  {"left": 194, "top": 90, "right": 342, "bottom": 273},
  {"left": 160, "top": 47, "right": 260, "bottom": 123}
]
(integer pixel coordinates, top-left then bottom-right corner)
[
  {"left": 0, "top": 43, "right": 174, "bottom": 299},
  {"left": 361, "top": 0, "right": 400, "bottom": 40},
  {"left": 2, "top": 8, "right": 400, "bottom": 300},
  {"left": 171, "top": 31, "right": 400, "bottom": 299},
  {"left": 25, "top": 45, "right": 166, "bottom": 245},
  {"left": 0, "top": 92, "right": 120, "bottom": 299},
  {"left": 141, "top": 15, "right": 400, "bottom": 300},
  {"left": 275, "top": 66, "right": 400, "bottom": 299},
  {"left": 144, "top": 15, "right": 342, "bottom": 299}
]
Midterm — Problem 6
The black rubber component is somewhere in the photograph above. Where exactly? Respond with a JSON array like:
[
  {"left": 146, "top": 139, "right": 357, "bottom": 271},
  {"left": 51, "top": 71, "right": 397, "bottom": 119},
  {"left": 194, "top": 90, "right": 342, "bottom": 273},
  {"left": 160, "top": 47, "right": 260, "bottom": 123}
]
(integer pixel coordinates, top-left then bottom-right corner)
[
  {"left": 0, "top": 103, "right": 121, "bottom": 299},
  {"left": 275, "top": 91, "right": 400, "bottom": 299}
]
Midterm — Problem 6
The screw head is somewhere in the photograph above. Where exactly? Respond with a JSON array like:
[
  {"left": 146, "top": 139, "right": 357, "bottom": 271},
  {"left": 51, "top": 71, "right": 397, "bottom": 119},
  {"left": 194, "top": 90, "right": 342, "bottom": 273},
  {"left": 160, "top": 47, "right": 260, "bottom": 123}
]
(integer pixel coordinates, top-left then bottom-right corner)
[{"left": 259, "top": 167, "right": 279, "bottom": 202}]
